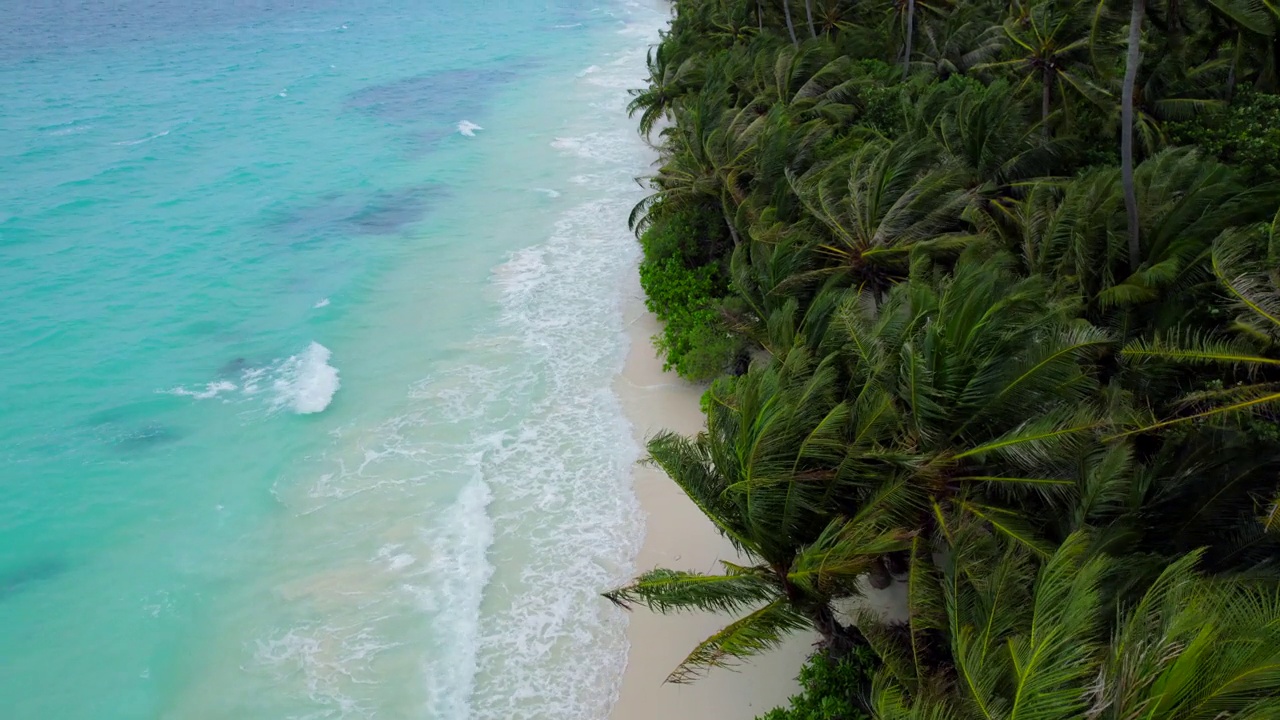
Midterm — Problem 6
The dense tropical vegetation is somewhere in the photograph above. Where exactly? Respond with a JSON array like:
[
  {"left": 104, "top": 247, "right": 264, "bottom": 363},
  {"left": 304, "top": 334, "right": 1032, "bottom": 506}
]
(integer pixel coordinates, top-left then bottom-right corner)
[{"left": 608, "top": 0, "right": 1280, "bottom": 716}]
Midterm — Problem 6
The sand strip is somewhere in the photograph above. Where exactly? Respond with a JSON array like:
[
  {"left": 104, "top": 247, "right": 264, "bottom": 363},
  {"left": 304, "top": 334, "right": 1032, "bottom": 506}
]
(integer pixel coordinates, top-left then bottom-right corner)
[{"left": 609, "top": 273, "right": 815, "bottom": 720}]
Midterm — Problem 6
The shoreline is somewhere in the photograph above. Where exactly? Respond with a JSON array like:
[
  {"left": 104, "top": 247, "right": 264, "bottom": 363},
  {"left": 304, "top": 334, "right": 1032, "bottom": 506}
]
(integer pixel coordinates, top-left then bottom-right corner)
[{"left": 609, "top": 271, "right": 815, "bottom": 720}]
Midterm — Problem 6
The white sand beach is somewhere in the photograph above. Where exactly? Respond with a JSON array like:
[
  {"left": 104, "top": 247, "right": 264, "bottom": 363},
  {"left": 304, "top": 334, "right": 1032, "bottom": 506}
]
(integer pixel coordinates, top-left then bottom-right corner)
[{"left": 609, "top": 273, "right": 816, "bottom": 720}]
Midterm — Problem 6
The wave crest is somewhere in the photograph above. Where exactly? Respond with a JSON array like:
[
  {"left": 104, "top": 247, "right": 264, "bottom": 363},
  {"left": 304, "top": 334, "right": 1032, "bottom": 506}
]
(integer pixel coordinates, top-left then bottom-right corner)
[{"left": 273, "top": 342, "right": 341, "bottom": 414}]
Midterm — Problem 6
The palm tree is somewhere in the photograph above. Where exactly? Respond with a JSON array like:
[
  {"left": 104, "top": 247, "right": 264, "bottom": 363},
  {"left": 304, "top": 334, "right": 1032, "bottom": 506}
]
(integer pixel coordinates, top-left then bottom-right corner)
[
  {"left": 713, "top": 256, "right": 1115, "bottom": 564},
  {"left": 806, "top": 255, "right": 1113, "bottom": 558},
  {"left": 927, "top": 81, "right": 1063, "bottom": 196},
  {"left": 1120, "top": 209, "right": 1280, "bottom": 429},
  {"left": 744, "top": 43, "right": 856, "bottom": 111},
  {"left": 975, "top": 0, "right": 1109, "bottom": 136},
  {"left": 706, "top": 0, "right": 761, "bottom": 46},
  {"left": 630, "top": 90, "right": 758, "bottom": 246},
  {"left": 810, "top": 0, "right": 861, "bottom": 37},
  {"left": 869, "top": 531, "right": 1280, "bottom": 719},
  {"left": 604, "top": 350, "right": 910, "bottom": 682},
  {"left": 912, "top": 17, "right": 1005, "bottom": 78},
  {"left": 628, "top": 44, "right": 705, "bottom": 138},
  {"left": 786, "top": 138, "right": 969, "bottom": 293},
  {"left": 990, "top": 148, "right": 1274, "bottom": 336}
]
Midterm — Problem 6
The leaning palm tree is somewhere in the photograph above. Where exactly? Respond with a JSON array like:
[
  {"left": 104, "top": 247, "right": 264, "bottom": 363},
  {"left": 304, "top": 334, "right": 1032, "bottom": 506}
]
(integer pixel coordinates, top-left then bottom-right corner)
[
  {"left": 630, "top": 89, "right": 759, "bottom": 245},
  {"left": 870, "top": 530, "right": 1280, "bottom": 720},
  {"left": 604, "top": 349, "right": 911, "bottom": 683},
  {"left": 786, "top": 137, "right": 969, "bottom": 294},
  {"left": 974, "top": 0, "right": 1110, "bottom": 136},
  {"left": 1119, "top": 208, "right": 1280, "bottom": 430},
  {"left": 927, "top": 80, "right": 1063, "bottom": 200},
  {"left": 607, "top": 257, "right": 1120, "bottom": 682},
  {"left": 1093, "top": 210, "right": 1280, "bottom": 574},
  {"left": 628, "top": 44, "right": 705, "bottom": 138},
  {"left": 912, "top": 16, "right": 1005, "bottom": 79},
  {"left": 992, "top": 148, "right": 1275, "bottom": 337},
  {"left": 812, "top": 255, "right": 1114, "bottom": 558}
]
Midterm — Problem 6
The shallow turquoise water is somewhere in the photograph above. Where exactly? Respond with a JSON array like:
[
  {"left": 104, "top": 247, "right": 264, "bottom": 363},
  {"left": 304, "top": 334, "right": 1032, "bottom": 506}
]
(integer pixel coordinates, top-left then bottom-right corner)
[{"left": 0, "top": 1, "right": 663, "bottom": 716}]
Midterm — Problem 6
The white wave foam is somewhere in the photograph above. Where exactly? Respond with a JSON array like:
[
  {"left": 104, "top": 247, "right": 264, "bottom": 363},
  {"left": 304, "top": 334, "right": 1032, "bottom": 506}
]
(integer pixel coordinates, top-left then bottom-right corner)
[
  {"left": 457, "top": 120, "right": 483, "bottom": 137},
  {"left": 554, "top": 22, "right": 584, "bottom": 28},
  {"left": 551, "top": 133, "right": 633, "bottom": 164},
  {"left": 466, "top": 196, "right": 649, "bottom": 720},
  {"left": 272, "top": 342, "right": 340, "bottom": 414},
  {"left": 313, "top": 297, "right": 330, "bottom": 309},
  {"left": 576, "top": 65, "right": 600, "bottom": 77},
  {"left": 253, "top": 625, "right": 395, "bottom": 716},
  {"left": 113, "top": 129, "right": 170, "bottom": 146},
  {"left": 163, "top": 343, "right": 339, "bottom": 413},
  {"left": 49, "top": 124, "right": 92, "bottom": 136},
  {"left": 165, "top": 380, "right": 237, "bottom": 400},
  {"left": 374, "top": 544, "right": 418, "bottom": 572},
  {"left": 456, "top": 9, "right": 672, "bottom": 714},
  {"left": 534, "top": 188, "right": 561, "bottom": 198}
]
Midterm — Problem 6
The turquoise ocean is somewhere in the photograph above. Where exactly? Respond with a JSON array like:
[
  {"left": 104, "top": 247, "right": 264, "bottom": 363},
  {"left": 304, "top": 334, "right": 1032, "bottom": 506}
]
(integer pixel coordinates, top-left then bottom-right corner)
[{"left": 0, "top": 1, "right": 663, "bottom": 716}]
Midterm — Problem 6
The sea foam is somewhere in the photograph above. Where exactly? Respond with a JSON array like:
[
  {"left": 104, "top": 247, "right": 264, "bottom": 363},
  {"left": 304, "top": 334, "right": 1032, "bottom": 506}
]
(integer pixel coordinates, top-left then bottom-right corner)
[
  {"left": 273, "top": 342, "right": 340, "bottom": 414},
  {"left": 457, "top": 120, "right": 483, "bottom": 137},
  {"left": 113, "top": 129, "right": 170, "bottom": 146},
  {"left": 166, "top": 380, "right": 238, "bottom": 400}
]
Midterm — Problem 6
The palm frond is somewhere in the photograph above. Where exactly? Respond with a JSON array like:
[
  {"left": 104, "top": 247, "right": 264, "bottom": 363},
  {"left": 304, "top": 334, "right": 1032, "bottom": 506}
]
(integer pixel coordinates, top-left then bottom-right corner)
[
  {"left": 603, "top": 565, "right": 779, "bottom": 615},
  {"left": 666, "top": 599, "right": 812, "bottom": 684}
]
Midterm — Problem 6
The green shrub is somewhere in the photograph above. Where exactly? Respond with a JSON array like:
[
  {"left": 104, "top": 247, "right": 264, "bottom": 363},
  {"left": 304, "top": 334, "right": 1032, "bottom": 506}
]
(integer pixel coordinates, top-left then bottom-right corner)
[
  {"left": 756, "top": 648, "right": 878, "bottom": 720},
  {"left": 1167, "top": 91, "right": 1280, "bottom": 182},
  {"left": 638, "top": 201, "right": 729, "bottom": 267},
  {"left": 638, "top": 255, "right": 738, "bottom": 380},
  {"left": 636, "top": 203, "right": 740, "bottom": 381}
]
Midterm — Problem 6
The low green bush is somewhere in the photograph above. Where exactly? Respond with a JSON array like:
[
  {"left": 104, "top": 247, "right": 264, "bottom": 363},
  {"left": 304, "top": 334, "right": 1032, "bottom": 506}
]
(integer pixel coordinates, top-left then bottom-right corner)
[
  {"left": 639, "top": 201, "right": 729, "bottom": 267},
  {"left": 756, "top": 648, "right": 878, "bottom": 720},
  {"left": 638, "top": 255, "right": 738, "bottom": 380},
  {"left": 1167, "top": 91, "right": 1280, "bottom": 183},
  {"left": 637, "top": 204, "right": 740, "bottom": 381}
]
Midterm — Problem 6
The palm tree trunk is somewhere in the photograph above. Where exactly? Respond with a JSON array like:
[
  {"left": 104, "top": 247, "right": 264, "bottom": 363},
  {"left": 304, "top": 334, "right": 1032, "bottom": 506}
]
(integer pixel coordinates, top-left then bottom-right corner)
[
  {"left": 1042, "top": 65, "right": 1052, "bottom": 137},
  {"left": 721, "top": 197, "right": 742, "bottom": 247},
  {"left": 903, "top": 0, "right": 916, "bottom": 80},
  {"left": 1121, "top": 0, "right": 1144, "bottom": 270},
  {"left": 757, "top": 0, "right": 765, "bottom": 31},
  {"left": 804, "top": 0, "right": 817, "bottom": 38},
  {"left": 782, "top": 0, "right": 799, "bottom": 46}
]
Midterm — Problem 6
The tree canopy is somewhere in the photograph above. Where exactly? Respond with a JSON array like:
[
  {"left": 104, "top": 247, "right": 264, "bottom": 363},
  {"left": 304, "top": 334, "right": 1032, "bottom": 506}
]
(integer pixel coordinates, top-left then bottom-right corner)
[{"left": 611, "top": 0, "right": 1280, "bottom": 716}]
